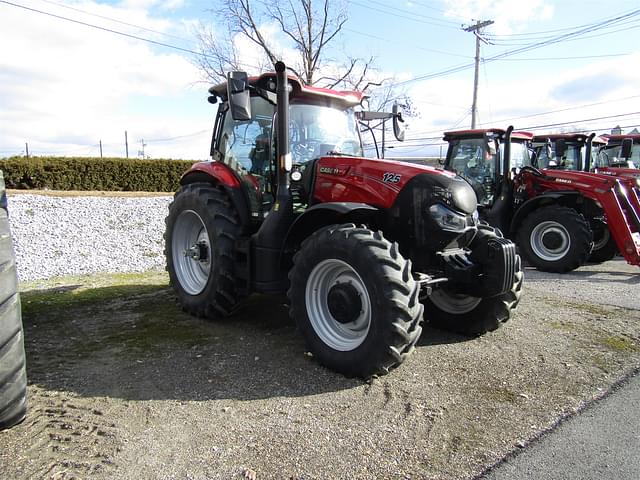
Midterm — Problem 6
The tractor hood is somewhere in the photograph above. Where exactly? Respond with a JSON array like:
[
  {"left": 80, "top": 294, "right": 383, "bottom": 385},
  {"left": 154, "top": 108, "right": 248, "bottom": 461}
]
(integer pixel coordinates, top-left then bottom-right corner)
[
  {"left": 313, "top": 155, "right": 477, "bottom": 214},
  {"left": 540, "top": 168, "right": 620, "bottom": 190}
]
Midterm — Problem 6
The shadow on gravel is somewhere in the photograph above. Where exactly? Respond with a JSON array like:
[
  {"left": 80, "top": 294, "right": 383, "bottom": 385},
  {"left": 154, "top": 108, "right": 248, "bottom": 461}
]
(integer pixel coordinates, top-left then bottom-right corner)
[
  {"left": 523, "top": 257, "right": 640, "bottom": 285},
  {"left": 20, "top": 286, "right": 369, "bottom": 402},
  {"left": 417, "top": 325, "right": 475, "bottom": 347}
]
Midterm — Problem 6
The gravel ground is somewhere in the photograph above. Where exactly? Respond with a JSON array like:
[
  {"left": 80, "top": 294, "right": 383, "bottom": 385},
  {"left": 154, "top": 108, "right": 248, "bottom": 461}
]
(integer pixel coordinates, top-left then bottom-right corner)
[
  {"left": 1, "top": 191, "right": 640, "bottom": 479},
  {"left": 6, "top": 192, "right": 172, "bottom": 281}
]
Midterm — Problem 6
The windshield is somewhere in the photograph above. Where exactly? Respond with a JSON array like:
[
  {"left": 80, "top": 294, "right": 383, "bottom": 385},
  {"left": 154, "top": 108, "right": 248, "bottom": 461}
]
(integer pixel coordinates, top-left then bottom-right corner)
[
  {"left": 289, "top": 103, "right": 363, "bottom": 163},
  {"left": 598, "top": 144, "right": 639, "bottom": 168},
  {"left": 541, "top": 142, "right": 581, "bottom": 170},
  {"left": 446, "top": 138, "right": 497, "bottom": 206}
]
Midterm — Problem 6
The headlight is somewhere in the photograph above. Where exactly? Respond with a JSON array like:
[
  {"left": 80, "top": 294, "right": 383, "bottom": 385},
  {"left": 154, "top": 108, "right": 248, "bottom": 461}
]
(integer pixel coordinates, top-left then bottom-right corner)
[{"left": 429, "top": 203, "right": 469, "bottom": 232}]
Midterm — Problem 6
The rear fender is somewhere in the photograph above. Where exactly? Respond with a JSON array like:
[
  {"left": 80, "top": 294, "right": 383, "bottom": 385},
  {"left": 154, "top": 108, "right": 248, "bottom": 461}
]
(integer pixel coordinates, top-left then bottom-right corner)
[
  {"left": 180, "top": 162, "right": 251, "bottom": 232},
  {"left": 510, "top": 191, "right": 582, "bottom": 233}
]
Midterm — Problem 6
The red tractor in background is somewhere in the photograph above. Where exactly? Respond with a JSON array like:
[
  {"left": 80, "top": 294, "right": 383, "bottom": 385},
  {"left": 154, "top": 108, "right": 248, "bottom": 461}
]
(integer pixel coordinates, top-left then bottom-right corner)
[
  {"left": 531, "top": 133, "right": 640, "bottom": 262},
  {"left": 443, "top": 127, "right": 640, "bottom": 272},
  {"left": 164, "top": 63, "right": 523, "bottom": 378}
]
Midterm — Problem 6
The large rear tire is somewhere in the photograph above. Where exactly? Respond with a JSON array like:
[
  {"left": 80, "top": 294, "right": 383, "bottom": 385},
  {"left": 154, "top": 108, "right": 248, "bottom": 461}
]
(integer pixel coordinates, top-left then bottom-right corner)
[
  {"left": 517, "top": 205, "right": 592, "bottom": 273},
  {"left": 288, "top": 224, "right": 423, "bottom": 378},
  {"left": 164, "top": 183, "right": 241, "bottom": 318},
  {"left": 425, "top": 254, "right": 523, "bottom": 336},
  {"left": 0, "top": 172, "right": 27, "bottom": 430}
]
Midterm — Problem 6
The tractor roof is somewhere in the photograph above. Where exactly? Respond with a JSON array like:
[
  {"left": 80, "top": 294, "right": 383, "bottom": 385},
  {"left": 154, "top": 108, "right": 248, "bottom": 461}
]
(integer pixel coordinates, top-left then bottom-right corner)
[
  {"left": 532, "top": 133, "right": 608, "bottom": 145},
  {"left": 603, "top": 134, "right": 640, "bottom": 144},
  {"left": 209, "top": 72, "right": 364, "bottom": 109},
  {"left": 443, "top": 128, "right": 533, "bottom": 142}
]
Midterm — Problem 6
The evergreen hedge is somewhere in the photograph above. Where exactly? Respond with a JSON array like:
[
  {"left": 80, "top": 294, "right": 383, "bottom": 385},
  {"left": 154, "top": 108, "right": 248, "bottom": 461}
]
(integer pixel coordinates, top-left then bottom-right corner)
[{"left": 0, "top": 157, "right": 197, "bottom": 192}]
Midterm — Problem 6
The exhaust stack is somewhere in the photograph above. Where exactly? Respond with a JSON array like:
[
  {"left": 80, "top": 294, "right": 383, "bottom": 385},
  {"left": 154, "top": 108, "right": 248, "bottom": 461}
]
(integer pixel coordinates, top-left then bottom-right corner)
[{"left": 251, "top": 61, "right": 295, "bottom": 293}]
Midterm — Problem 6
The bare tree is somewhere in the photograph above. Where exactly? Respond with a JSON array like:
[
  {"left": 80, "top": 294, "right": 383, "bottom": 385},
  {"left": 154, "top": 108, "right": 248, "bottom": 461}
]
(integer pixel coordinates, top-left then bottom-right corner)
[{"left": 194, "top": 0, "right": 372, "bottom": 89}]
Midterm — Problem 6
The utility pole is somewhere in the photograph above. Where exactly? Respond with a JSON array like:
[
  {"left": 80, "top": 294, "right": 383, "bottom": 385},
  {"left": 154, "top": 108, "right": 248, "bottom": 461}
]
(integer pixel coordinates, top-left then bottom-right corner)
[
  {"left": 138, "top": 139, "right": 147, "bottom": 159},
  {"left": 25, "top": 142, "right": 29, "bottom": 159},
  {"left": 125, "top": 131, "right": 129, "bottom": 158},
  {"left": 99, "top": 140, "right": 103, "bottom": 158},
  {"left": 463, "top": 19, "right": 493, "bottom": 129}
]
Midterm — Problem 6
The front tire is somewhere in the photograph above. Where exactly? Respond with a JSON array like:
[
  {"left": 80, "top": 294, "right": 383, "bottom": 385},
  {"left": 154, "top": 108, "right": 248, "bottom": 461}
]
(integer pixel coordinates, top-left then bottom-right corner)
[
  {"left": 0, "top": 174, "right": 27, "bottom": 430},
  {"left": 517, "top": 205, "right": 592, "bottom": 273},
  {"left": 425, "top": 255, "right": 523, "bottom": 336},
  {"left": 288, "top": 224, "right": 423, "bottom": 378},
  {"left": 164, "top": 183, "right": 241, "bottom": 318}
]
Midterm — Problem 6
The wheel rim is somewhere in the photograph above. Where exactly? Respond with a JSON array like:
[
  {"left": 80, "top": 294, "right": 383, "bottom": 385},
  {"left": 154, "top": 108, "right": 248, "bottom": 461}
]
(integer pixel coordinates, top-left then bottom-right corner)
[
  {"left": 171, "top": 210, "right": 211, "bottom": 295},
  {"left": 429, "top": 289, "right": 482, "bottom": 315},
  {"left": 305, "top": 259, "right": 371, "bottom": 352},
  {"left": 530, "top": 221, "right": 571, "bottom": 261}
]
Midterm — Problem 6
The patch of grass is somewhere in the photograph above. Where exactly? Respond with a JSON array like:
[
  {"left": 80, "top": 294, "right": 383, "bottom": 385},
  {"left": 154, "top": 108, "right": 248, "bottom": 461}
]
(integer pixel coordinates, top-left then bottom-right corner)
[
  {"left": 485, "top": 386, "right": 518, "bottom": 403},
  {"left": 20, "top": 270, "right": 170, "bottom": 317},
  {"left": 548, "top": 321, "right": 571, "bottom": 331},
  {"left": 600, "top": 335, "right": 638, "bottom": 353},
  {"left": 565, "top": 301, "right": 613, "bottom": 317}
]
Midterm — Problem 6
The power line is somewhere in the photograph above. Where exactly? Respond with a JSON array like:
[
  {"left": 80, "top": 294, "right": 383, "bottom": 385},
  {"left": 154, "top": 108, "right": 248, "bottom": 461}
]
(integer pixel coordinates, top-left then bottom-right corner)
[
  {"left": 392, "top": 8, "right": 640, "bottom": 88},
  {"left": 344, "top": 28, "right": 471, "bottom": 59},
  {"left": 36, "top": 0, "right": 192, "bottom": 43},
  {"left": 492, "top": 53, "right": 631, "bottom": 61},
  {"left": 348, "top": 0, "right": 460, "bottom": 29},
  {"left": 0, "top": 0, "right": 208, "bottom": 59}
]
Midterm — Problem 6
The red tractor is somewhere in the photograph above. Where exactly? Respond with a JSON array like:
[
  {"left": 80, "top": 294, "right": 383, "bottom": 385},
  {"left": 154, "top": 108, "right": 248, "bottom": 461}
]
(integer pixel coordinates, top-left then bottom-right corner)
[
  {"left": 442, "top": 128, "right": 640, "bottom": 272},
  {"left": 164, "top": 63, "right": 523, "bottom": 378},
  {"left": 531, "top": 133, "right": 640, "bottom": 262}
]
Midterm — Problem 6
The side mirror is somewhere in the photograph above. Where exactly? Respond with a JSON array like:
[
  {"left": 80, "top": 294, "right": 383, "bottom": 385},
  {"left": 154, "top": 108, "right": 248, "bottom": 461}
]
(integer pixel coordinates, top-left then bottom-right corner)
[
  {"left": 621, "top": 138, "right": 633, "bottom": 159},
  {"left": 392, "top": 103, "right": 405, "bottom": 142},
  {"left": 227, "top": 71, "right": 251, "bottom": 121},
  {"left": 555, "top": 139, "right": 566, "bottom": 159}
]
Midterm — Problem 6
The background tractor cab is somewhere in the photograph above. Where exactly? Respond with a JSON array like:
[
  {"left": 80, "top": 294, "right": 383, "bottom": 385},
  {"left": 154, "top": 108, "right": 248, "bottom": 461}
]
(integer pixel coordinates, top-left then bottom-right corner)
[
  {"left": 531, "top": 133, "right": 607, "bottom": 172},
  {"left": 532, "top": 133, "right": 639, "bottom": 183},
  {"left": 444, "top": 127, "right": 640, "bottom": 272},
  {"left": 596, "top": 134, "right": 640, "bottom": 179},
  {"left": 443, "top": 128, "right": 534, "bottom": 233},
  {"left": 164, "top": 63, "right": 523, "bottom": 378}
]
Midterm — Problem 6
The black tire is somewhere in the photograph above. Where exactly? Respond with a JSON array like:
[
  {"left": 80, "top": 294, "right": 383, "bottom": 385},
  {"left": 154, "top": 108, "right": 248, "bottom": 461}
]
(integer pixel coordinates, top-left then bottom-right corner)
[
  {"left": 588, "top": 220, "right": 618, "bottom": 263},
  {"left": 425, "top": 254, "right": 523, "bottom": 336},
  {"left": 288, "top": 224, "right": 423, "bottom": 378},
  {"left": 516, "top": 205, "right": 592, "bottom": 273},
  {"left": 164, "top": 183, "right": 241, "bottom": 318},
  {"left": 0, "top": 172, "right": 27, "bottom": 431}
]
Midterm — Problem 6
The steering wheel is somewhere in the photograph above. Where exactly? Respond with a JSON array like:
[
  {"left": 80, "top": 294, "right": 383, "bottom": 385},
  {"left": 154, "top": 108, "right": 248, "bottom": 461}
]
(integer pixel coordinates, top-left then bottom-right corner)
[
  {"left": 333, "top": 139, "right": 361, "bottom": 155},
  {"left": 292, "top": 140, "right": 321, "bottom": 163}
]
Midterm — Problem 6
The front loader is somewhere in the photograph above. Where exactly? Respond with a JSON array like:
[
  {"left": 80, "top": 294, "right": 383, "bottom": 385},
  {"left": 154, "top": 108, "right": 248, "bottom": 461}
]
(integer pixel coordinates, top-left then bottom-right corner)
[
  {"left": 531, "top": 133, "right": 640, "bottom": 263},
  {"left": 164, "top": 63, "right": 523, "bottom": 378}
]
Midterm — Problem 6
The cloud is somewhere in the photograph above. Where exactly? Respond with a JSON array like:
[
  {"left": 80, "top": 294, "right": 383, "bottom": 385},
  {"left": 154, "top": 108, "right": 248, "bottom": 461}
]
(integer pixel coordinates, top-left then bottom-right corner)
[
  {"left": 0, "top": 0, "right": 211, "bottom": 159},
  {"left": 443, "top": 0, "right": 554, "bottom": 34},
  {"left": 550, "top": 73, "right": 627, "bottom": 102}
]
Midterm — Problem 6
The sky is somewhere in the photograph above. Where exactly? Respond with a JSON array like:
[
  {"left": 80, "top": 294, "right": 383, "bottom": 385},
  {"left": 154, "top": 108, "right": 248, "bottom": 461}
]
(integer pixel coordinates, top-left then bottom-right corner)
[{"left": 0, "top": 0, "right": 639, "bottom": 159}]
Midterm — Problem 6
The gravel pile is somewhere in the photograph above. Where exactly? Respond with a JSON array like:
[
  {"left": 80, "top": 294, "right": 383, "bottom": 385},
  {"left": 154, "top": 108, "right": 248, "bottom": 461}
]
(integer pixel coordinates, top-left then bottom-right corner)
[{"left": 7, "top": 193, "right": 173, "bottom": 282}]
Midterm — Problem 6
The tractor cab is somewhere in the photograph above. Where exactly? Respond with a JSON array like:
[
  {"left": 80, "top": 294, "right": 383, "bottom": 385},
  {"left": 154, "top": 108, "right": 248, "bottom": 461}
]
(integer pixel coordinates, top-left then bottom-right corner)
[
  {"left": 531, "top": 133, "right": 606, "bottom": 172},
  {"left": 208, "top": 72, "right": 373, "bottom": 224},
  {"left": 596, "top": 133, "right": 640, "bottom": 175},
  {"left": 443, "top": 128, "right": 533, "bottom": 232}
]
